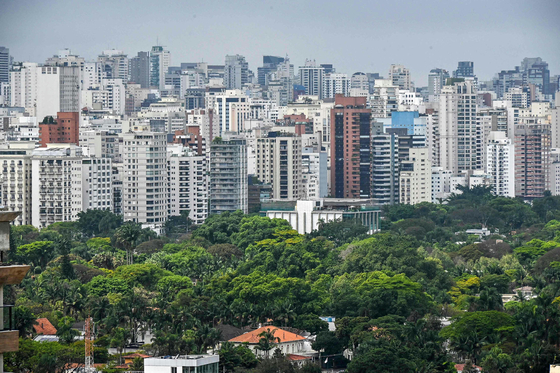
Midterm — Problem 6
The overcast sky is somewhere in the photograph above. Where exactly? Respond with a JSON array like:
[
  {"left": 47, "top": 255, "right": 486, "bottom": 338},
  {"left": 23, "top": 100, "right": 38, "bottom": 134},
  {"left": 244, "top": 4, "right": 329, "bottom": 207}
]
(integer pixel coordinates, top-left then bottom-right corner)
[{"left": 1, "top": 0, "right": 559, "bottom": 86}]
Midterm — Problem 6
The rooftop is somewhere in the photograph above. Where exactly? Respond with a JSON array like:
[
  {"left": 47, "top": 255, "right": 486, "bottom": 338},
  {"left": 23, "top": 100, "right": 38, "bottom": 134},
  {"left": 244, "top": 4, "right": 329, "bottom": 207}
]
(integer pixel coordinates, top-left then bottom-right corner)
[
  {"left": 33, "top": 318, "right": 57, "bottom": 335},
  {"left": 229, "top": 326, "right": 306, "bottom": 344}
]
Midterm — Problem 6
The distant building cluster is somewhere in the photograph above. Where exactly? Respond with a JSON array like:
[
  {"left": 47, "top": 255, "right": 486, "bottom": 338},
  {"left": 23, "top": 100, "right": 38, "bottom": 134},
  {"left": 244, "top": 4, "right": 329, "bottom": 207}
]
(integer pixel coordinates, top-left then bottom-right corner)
[{"left": 0, "top": 45, "right": 558, "bottom": 232}]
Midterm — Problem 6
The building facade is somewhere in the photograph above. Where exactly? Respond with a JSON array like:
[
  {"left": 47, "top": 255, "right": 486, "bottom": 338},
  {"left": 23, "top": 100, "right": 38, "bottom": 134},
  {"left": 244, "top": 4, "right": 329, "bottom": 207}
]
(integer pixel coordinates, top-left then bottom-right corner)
[
  {"left": 122, "top": 132, "right": 168, "bottom": 232},
  {"left": 209, "top": 138, "right": 248, "bottom": 214}
]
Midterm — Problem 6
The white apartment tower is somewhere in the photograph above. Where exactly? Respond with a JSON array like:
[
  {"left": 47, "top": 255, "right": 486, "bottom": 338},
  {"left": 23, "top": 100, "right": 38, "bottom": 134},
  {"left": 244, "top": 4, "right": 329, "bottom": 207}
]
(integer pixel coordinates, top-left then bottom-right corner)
[
  {"left": 214, "top": 90, "right": 250, "bottom": 135},
  {"left": 389, "top": 64, "right": 412, "bottom": 91},
  {"left": 439, "top": 80, "right": 480, "bottom": 173},
  {"left": 255, "top": 134, "right": 303, "bottom": 200},
  {"left": 10, "top": 62, "right": 39, "bottom": 115},
  {"left": 0, "top": 142, "right": 35, "bottom": 225},
  {"left": 167, "top": 144, "right": 208, "bottom": 226},
  {"left": 323, "top": 73, "right": 351, "bottom": 98},
  {"left": 31, "top": 145, "right": 81, "bottom": 228},
  {"left": 486, "top": 131, "right": 515, "bottom": 197},
  {"left": 299, "top": 60, "right": 325, "bottom": 99},
  {"left": 121, "top": 132, "right": 168, "bottom": 232},
  {"left": 150, "top": 46, "right": 171, "bottom": 90},
  {"left": 399, "top": 148, "right": 432, "bottom": 204},
  {"left": 36, "top": 65, "right": 80, "bottom": 120}
]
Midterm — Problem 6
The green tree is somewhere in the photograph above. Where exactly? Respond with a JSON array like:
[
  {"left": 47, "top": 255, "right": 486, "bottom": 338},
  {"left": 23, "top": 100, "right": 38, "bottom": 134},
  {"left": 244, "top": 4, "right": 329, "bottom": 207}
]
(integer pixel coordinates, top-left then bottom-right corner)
[
  {"left": 56, "top": 316, "right": 80, "bottom": 344},
  {"left": 231, "top": 216, "right": 293, "bottom": 250},
  {"left": 114, "top": 222, "right": 142, "bottom": 265}
]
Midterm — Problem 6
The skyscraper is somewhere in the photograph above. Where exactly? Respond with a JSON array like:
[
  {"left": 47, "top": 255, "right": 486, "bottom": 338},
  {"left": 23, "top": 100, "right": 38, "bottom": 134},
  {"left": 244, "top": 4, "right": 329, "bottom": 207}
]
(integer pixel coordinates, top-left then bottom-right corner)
[
  {"left": 130, "top": 51, "right": 150, "bottom": 88},
  {"left": 453, "top": 61, "right": 474, "bottom": 78},
  {"left": 257, "top": 55, "right": 284, "bottom": 86},
  {"left": 0, "top": 47, "right": 10, "bottom": 83},
  {"left": 122, "top": 132, "right": 168, "bottom": 232},
  {"left": 209, "top": 138, "right": 248, "bottom": 214},
  {"left": 486, "top": 131, "right": 515, "bottom": 197},
  {"left": 428, "top": 68, "right": 449, "bottom": 97},
  {"left": 371, "top": 133, "right": 400, "bottom": 205},
  {"left": 299, "top": 60, "right": 324, "bottom": 98},
  {"left": 98, "top": 49, "right": 128, "bottom": 81},
  {"left": 330, "top": 95, "right": 372, "bottom": 199},
  {"left": 388, "top": 64, "right": 411, "bottom": 90},
  {"left": 255, "top": 133, "right": 303, "bottom": 200},
  {"left": 150, "top": 46, "right": 171, "bottom": 90},
  {"left": 224, "top": 54, "right": 249, "bottom": 90},
  {"left": 439, "top": 80, "right": 480, "bottom": 173},
  {"left": 515, "top": 123, "right": 551, "bottom": 200}
]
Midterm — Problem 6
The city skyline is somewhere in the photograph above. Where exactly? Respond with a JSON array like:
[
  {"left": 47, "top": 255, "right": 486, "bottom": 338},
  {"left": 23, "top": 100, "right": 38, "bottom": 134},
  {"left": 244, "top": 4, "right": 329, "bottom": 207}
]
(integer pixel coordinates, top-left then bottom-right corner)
[{"left": 1, "top": 0, "right": 559, "bottom": 86}]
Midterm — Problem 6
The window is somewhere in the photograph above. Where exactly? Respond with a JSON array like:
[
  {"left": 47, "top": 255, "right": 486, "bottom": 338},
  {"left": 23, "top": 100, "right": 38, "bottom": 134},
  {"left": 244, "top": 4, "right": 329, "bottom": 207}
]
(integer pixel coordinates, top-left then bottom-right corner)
[{"left": 171, "top": 368, "right": 177, "bottom": 373}]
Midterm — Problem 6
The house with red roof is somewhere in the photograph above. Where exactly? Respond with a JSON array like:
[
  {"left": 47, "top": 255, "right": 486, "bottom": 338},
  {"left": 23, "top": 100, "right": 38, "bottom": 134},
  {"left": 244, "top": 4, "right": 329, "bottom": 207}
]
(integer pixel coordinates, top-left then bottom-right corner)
[
  {"left": 455, "top": 363, "right": 482, "bottom": 372},
  {"left": 33, "top": 318, "right": 57, "bottom": 336},
  {"left": 228, "top": 326, "right": 311, "bottom": 357}
]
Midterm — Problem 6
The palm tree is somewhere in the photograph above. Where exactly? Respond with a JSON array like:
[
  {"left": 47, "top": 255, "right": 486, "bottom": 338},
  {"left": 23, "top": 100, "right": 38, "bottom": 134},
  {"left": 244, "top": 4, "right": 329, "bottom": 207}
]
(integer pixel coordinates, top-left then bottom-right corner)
[
  {"left": 255, "top": 328, "right": 280, "bottom": 358},
  {"left": 114, "top": 222, "right": 142, "bottom": 265}
]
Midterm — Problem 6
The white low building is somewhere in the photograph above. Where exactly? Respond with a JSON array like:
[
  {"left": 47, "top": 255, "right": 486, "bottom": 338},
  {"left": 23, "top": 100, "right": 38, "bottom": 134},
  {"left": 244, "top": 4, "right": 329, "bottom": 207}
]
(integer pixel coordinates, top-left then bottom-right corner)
[
  {"left": 144, "top": 355, "right": 219, "bottom": 373},
  {"left": 263, "top": 199, "right": 380, "bottom": 234}
]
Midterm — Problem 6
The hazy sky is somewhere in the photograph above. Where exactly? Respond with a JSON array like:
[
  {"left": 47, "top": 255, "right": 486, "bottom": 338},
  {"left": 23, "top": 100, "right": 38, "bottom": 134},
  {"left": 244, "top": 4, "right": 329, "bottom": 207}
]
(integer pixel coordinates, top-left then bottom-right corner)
[{"left": 1, "top": 0, "right": 559, "bottom": 86}]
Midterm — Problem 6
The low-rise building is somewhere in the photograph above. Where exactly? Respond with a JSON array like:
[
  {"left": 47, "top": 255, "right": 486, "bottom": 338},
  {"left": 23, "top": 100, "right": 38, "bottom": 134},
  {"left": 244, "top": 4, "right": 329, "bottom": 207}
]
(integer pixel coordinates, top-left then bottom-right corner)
[
  {"left": 144, "top": 355, "right": 219, "bottom": 373},
  {"left": 228, "top": 326, "right": 309, "bottom": 357},
  {"left": 262, "top": 199, "right": 380, "bottom": 234}
]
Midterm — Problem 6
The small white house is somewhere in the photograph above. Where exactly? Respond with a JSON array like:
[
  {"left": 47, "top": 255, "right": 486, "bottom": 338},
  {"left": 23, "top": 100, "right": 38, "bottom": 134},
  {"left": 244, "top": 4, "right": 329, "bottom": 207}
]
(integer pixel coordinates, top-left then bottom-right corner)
[
  {"left": 144, "top": 355, "right": 219, "bottom": 373},
  {"left": 228, "top": 326, "right": 311, "bottom": 357}
]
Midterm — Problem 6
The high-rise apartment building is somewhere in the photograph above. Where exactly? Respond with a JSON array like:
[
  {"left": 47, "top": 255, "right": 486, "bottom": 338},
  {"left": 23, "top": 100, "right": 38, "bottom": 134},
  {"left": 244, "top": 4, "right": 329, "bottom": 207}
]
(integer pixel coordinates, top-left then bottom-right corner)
[
  {"left": 79, "top": 130, "right": 119, "bottom": 159},
  {"left": 122, "top": 132, "right": 168, "bottom": 232},
  {"left": 130, "top": 51, "right": 150, "bottom": 88},
  {"left": 0, "top": 47, "right": 11, "bottom": 83},
  {"left": 399, "top": 148, "right": 431, "bottom": 204},
  {"left": 370, "top": 79, "right": 399, "bottom": 118},
  {"left": 257, "top": 55, "right": 284, "bottom": 86},
  {"left": 39, "top": 112, "right": 79, "bottom": 147},
  {"left": 330, "top": 95, "right": 372, "bottom": 199},
  {"left": 388, "top": 64, "right": 412, "bottom": 91},
  {"left": 299, "top": 60, "right": 324, "bottom": 99},
  {"left": 209, "top": 138, "right": 248, "bottom": 214},
  {"left": 515, "top": 123, "right": 551, "bottom": 200},
  {"left": 323, "top": 73, "right": 351, "bottom": 98},
  {"left": 214, "top": 90, "right": 250, "bottom": 135},
  {"left": 36, "top": 65, "right": 80, "bottom": 120},
  {"left": 371, "top": 133, "right": 399, "bottom": 205},
  {"left": 224, "top": 54, "right": 249, "bottom": 90},
  {"left": 428, "top": 68, "right": 450, "bottom": 97},
  {"left": 167, "top": 144, "right": 208, "bottom": 226},
  {"left": 439, "top": 80, "right": 480, "bottom": 173},
  {"left": 302, "top": 149, "right": 328, "bottom": 200},
  {"left": 255, "top": 133, "right": 303, "bottom": 200},
  {"left": 521, "top": 57, "right": 551, "bottom": 95},
  {"left": 453, "top": 61, "right": 474, "bottom": 78},
  {"left": 0, "top": 142, "right": 35, "bottom": 225},
  {"left": 10, "top": 62, "right": 39, "bottom": 115},
  {"left": 31, "top": 145, "right": 83, "bottom": 228},
  {"left": 486, "top": 131, "right": 515, "bottom": 197},
  {"left": 98, "top": 49, "right": 128, "bottom": 81},
  {"left": 150, "top": 46, "right": 171, "bottom": 90}
]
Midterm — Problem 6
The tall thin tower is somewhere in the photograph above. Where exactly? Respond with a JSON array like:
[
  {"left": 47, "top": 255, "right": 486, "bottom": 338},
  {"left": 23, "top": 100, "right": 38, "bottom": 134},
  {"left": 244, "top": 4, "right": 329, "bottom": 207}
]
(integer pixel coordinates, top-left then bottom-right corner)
[{"left": 85, "top": 317, "right": 95, "bottom": 372}]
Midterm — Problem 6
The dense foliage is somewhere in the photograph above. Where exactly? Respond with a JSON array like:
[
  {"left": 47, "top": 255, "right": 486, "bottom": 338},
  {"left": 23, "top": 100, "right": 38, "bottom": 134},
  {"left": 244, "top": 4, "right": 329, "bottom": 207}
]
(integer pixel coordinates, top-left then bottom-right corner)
[{"left": 6, "top": 189, "right": 560, "bottom": 372}]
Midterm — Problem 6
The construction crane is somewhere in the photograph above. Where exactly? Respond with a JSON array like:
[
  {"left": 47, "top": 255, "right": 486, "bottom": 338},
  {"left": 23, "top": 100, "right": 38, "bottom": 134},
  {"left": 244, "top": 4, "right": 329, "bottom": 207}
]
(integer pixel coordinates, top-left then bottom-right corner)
[{"left": 84, "top": 316, "right": 96, "bottom": 373}]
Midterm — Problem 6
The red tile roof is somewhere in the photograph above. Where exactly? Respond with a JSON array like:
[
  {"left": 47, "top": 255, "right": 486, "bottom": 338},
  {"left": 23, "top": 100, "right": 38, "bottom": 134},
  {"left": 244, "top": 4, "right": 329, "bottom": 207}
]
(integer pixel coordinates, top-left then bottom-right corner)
[
  {"left": 123, "top": 353, "right": 150, "bottom": 359},
  {"left": 33, "top": 318, "right": 57, "bottom": 335},
  {"left": 228, "top": 326, "right": 306, "bottom": 344},
  {"left": 287, "top": 354, "right": 312, "bottom": 361},
  {"left": 455, "top": 363, "right": 482, "bottom": 372}
]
